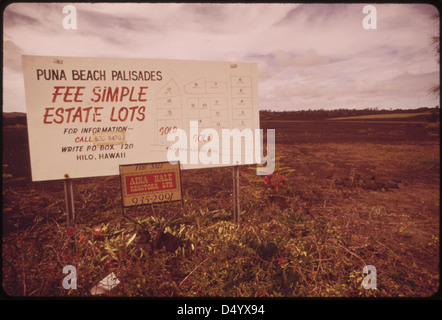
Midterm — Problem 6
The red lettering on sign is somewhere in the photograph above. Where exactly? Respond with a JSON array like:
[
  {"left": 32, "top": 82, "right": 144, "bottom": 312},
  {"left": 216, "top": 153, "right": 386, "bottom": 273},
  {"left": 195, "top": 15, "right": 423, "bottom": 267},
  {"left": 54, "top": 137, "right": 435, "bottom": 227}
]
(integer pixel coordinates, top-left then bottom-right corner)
[
  {"left": 125, "top": 172, "right": 177, "bottom": 194},
  {"left": 51, "top": 86, "right": 85, "bottom": 103}
]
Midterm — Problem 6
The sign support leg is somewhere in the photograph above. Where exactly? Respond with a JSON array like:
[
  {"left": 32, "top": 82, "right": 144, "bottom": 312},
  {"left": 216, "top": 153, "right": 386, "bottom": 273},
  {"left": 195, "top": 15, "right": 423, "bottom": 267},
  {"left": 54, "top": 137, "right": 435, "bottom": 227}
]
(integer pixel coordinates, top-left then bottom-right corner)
[
  {"left": 233, "top": 166, "right": 240, "bottom": 223},
  {"left": 64, "top": 178, "right": 75, "bottom": 223}
]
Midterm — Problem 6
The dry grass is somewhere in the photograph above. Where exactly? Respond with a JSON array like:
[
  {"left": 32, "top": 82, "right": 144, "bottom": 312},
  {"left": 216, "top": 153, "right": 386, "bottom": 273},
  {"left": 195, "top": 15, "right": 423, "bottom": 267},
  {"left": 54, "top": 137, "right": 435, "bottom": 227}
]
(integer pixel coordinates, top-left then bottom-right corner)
[{"left": 2, "top": 120, "right": 440, "bottom": 297}]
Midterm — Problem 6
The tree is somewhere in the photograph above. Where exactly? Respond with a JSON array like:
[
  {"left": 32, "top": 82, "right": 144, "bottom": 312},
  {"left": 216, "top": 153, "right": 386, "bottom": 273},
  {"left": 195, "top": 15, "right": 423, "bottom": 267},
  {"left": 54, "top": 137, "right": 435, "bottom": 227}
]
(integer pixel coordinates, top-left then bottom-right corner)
[{"left": 429, "top": 13, "right": 440, "bottom": 98}]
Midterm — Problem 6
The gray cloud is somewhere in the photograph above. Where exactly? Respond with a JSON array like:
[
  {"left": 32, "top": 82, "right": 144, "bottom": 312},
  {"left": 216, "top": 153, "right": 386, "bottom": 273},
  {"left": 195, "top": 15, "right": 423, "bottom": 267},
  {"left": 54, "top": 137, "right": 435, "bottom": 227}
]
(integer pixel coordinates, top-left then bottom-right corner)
[
  {"left": 276, "top": 3, "right": 353, "bottom": 27},
  {"left": 274, "top": 50, "right": 330, "bottom": 68},
  {"left": 3, "top": 8, "right": 40, "bottom": 26},
  {"left": 3, "top": 40, "right": 23, "bottom": 72},
  {"left": 2, "top": 3, "right": 439, "bottom": 112}
]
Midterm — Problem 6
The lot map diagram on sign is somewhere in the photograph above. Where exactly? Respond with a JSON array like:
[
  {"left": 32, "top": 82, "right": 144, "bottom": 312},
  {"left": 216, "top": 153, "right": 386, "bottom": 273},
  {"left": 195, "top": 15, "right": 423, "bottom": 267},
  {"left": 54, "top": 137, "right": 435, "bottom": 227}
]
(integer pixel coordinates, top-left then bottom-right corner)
[{"left": 21, "top": 55, "right": 259, "bottom": 181}]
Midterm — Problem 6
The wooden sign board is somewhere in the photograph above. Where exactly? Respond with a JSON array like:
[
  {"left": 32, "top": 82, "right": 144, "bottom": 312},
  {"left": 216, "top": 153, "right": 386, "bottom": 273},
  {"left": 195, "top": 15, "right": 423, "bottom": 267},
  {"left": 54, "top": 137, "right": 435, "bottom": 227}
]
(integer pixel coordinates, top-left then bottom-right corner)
[
  {"left": 21, "top": 55, "right": 259, "bottom": 181},
  {"left": 119, "top": 162, "right": 182, "bottom": 208}
]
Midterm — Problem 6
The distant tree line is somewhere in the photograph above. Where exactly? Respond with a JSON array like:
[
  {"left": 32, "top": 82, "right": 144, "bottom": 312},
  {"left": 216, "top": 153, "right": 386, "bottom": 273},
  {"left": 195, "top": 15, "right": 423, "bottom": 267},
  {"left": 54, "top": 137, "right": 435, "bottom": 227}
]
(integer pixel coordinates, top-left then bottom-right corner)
[
  {"left": 259, "top": 106, "right": 440, "bottom": 121},
  {"left": 2, "top": 106, "right": 440, "bottom": 127}
]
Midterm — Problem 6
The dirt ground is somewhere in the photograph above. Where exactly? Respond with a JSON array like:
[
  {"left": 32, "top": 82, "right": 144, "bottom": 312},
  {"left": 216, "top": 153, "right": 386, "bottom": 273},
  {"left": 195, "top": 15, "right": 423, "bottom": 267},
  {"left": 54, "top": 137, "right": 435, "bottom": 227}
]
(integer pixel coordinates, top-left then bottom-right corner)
[{"left": 2, "top": 116, "right": 440, "bottom": 297}]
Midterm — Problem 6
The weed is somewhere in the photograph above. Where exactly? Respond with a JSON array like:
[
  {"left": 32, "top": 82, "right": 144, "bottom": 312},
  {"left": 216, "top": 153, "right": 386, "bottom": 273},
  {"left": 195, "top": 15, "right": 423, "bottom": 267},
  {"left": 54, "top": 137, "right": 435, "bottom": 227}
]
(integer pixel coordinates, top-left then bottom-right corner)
[{"left": 2, "top": 121, "right": 439, "bottom": 297}]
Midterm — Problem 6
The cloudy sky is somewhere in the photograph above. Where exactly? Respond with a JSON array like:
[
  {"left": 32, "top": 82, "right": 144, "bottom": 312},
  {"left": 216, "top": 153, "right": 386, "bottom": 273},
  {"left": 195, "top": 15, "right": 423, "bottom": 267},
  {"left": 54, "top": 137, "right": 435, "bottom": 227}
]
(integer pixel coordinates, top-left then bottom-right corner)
[{"left": 3, "top": 2, "right": 440, "bottom": 112}]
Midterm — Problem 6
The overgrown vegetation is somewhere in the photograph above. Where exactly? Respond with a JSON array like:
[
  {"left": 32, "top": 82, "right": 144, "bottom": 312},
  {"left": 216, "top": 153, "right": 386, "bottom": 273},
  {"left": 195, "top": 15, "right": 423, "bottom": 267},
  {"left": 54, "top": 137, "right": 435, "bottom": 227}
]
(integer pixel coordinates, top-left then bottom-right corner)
[
  {"left": 259, "top": 106, "right": 440, "bottom": 121},
  {"left": 2, "top": 115, "right": 439, "bottom": 297}
]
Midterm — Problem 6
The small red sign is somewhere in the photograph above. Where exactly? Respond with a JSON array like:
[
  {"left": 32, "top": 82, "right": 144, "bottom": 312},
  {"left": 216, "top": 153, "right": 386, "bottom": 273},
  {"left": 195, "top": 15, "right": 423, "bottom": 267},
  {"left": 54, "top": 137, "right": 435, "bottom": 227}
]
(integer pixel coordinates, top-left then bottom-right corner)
[{"left": 120, "top": 162, "right": 182, "bottom": 207}]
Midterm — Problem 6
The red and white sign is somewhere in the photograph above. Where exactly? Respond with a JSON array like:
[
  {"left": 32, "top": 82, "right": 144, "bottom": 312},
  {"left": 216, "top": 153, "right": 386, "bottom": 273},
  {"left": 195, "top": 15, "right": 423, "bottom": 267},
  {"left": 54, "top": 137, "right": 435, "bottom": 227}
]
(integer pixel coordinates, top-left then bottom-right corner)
[
  {"left": 119, "top": 162, "right": 182, "bottom": 207},
  {"left": 22, "top": 55, "right": 259, "bottom": 181}
]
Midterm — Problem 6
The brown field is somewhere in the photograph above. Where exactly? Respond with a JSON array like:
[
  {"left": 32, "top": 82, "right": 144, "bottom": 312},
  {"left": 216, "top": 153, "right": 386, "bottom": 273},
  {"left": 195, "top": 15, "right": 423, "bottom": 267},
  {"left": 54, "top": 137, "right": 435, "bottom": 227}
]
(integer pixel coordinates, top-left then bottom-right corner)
[{"left": 2, "top": 115, "right": 440, "bottom": 298}]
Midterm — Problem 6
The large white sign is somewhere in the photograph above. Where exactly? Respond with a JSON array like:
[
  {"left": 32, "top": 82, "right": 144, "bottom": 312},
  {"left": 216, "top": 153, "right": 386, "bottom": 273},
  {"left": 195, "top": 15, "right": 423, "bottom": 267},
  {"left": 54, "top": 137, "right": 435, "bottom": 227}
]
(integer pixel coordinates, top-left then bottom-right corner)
[{"left": 22, "top": 55, "right": 260, "bottom": 181}]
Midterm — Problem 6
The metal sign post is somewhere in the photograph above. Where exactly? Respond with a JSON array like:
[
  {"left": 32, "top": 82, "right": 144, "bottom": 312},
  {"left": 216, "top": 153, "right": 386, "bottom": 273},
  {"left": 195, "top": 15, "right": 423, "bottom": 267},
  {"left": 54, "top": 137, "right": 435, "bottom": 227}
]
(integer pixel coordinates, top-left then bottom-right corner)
[
  {"left": 63, "top": 175, "right": 75, "bottom": 223},
  {"left": 233, "top": 166, "right": 240, "bottom": 223}
]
